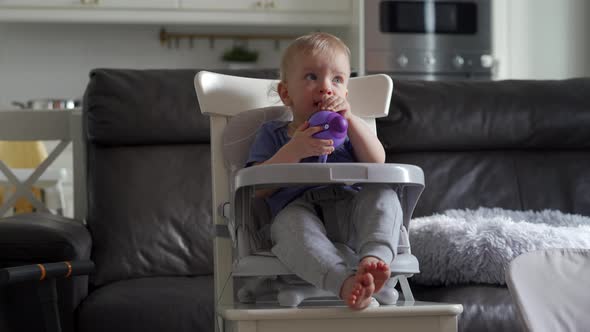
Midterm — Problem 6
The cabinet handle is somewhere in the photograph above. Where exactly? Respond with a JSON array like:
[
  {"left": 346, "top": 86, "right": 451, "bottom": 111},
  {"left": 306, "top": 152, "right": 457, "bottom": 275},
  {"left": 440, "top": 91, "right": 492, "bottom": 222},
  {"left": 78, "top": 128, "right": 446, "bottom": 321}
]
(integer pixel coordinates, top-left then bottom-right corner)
[
  {"left": 255, "top": 1, "right": 263, "bottom": 8},
  {"left": 80, "top": 0, "right": 99, "bottom": 5},
  {"left": 265, "top": 0, "right": 276, "bottom": 9}
]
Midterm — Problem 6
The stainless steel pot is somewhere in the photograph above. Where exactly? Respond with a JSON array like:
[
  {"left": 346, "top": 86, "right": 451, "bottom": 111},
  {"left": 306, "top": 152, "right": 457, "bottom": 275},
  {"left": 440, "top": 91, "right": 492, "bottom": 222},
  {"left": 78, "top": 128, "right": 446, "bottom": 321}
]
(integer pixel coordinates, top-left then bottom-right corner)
[{"left": 11, "top": 98, "right": 81, "bottom": 110}]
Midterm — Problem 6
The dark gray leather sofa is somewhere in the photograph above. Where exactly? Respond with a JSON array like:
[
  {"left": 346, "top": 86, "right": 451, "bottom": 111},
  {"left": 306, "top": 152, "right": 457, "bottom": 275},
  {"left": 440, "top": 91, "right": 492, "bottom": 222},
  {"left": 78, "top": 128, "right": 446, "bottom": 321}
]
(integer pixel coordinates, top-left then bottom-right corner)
[
  {"left": 1, "top": 70, "right": 588, "bottom": 332},
  {"left": 379, "top": 78, "right": 590, "bottom": 331}
]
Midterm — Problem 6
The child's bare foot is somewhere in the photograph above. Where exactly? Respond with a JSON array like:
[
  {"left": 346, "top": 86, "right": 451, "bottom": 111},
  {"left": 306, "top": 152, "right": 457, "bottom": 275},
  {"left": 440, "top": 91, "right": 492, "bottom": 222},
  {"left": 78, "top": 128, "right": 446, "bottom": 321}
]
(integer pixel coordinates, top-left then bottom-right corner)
[
  {"left": 340, "top": 273, "right": 375, "bottom": 310},
  {"left": 358, "top": 256, "right": 390, "bottom": 293}
]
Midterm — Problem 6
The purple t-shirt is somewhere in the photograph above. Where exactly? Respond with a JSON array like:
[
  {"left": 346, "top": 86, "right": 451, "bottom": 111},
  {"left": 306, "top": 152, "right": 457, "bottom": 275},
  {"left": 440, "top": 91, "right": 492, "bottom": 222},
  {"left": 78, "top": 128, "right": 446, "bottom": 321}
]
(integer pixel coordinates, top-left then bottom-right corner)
[{"left": 246, "top": 120, "right": 357, "bottom": 217}]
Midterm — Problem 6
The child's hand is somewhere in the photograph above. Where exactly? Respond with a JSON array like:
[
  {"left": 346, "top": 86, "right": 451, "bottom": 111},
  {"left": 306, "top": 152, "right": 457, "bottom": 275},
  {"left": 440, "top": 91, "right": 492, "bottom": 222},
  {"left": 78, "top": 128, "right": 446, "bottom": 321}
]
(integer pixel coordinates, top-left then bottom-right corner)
[
  {"left": 287, "top": 121, "right": 335, "bottom": 159},
  {"left": 318, "top": 95, "right": 351, "bottom": 120}
]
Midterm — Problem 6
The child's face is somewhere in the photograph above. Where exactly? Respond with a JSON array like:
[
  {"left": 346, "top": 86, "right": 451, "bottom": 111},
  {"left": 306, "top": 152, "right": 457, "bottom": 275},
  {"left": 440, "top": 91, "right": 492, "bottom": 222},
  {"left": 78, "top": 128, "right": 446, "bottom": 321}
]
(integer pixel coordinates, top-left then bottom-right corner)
[{"left": 279, "top": 50, "right": 350, "bottom": 121}]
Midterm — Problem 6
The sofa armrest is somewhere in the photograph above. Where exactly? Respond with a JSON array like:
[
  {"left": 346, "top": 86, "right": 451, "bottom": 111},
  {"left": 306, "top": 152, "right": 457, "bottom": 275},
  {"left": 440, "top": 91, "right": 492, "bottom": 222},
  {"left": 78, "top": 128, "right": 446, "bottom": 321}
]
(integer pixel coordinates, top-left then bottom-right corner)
[
  {"left": 0, "top": 213, "right": 91, "bottom": 265},
  {"left": 0, "top": 213, "right": 92, "bottom": 332}
]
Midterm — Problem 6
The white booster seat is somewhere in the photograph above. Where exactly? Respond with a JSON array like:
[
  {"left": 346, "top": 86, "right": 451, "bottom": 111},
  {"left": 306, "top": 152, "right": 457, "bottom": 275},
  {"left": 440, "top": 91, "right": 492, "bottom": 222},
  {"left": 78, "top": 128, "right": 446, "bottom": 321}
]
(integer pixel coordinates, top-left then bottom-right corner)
[{"left": 195, "top": 71, "right": 424, "bottom": 307}]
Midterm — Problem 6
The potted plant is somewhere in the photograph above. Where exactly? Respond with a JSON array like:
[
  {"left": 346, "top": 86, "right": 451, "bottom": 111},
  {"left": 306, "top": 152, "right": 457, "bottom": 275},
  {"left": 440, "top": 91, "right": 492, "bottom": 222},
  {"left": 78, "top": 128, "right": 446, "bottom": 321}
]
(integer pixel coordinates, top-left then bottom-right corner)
[{"left": 221, "top": 45, "right": 259, "bottom": 69}]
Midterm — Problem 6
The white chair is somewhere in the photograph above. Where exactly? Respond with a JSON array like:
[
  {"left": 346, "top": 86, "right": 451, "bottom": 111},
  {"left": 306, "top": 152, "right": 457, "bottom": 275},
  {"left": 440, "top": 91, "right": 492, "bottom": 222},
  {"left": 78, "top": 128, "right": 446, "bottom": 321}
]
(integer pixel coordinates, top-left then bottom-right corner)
[
  {"left": 195, "top": 71, "right": 424, "bottom": 307},
  {"left": 506, "top": 249, "right": 590, "bottom": 332},
  {"left": 0, "top": 168, "right": 68, "bottom": 216}
]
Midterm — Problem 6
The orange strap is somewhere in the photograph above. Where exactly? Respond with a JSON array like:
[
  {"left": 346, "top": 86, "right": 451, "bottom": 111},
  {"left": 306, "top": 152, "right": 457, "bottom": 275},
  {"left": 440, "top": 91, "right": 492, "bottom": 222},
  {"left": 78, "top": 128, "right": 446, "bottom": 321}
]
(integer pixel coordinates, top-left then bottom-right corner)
[
  {"left": 64, "top": 261, "right": 73, "bottom": 278},
  {"left": 37, "top": 264, "right": 46, "bottom": 281}
]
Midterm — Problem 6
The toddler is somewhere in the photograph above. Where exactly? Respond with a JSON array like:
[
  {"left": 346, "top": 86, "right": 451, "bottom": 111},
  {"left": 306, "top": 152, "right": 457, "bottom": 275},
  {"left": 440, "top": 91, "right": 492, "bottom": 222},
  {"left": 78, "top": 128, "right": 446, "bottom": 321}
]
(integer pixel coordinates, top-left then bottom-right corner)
[{"left": 246, "top": 32, "right": 402, "bottom": 310}]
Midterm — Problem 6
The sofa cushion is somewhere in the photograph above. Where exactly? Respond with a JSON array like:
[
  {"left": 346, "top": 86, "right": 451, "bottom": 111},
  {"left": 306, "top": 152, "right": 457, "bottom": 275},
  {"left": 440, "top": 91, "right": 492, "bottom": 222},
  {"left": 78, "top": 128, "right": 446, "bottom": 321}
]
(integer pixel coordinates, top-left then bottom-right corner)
[
  {"left": 380, "top": 78, "right": 590, "bottom": 151},
  {"left": 389, "top": 142, "right": 590, "bottom": 218},
  {"left": 85, "top": 68, "right": 280, "bottom": 146},
  {"left": 381, "top": 79, "right": 590, "bottom": 217},
  {"left": 77, "top": 276, "right": 213, "bottom": 332},
  {"left": 87, "top": 144, "right": 214, "bottom": 286},
  {"left": 85, "top": 69, "right": 211, "bottom": 145}
]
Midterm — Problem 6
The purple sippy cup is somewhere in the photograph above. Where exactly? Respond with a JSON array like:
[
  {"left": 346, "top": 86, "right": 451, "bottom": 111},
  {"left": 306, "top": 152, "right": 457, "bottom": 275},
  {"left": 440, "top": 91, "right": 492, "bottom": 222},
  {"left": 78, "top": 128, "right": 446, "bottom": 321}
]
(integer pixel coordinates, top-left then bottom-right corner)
[{"left": 308, "top": 110, "right": 348, "bottom": 163}]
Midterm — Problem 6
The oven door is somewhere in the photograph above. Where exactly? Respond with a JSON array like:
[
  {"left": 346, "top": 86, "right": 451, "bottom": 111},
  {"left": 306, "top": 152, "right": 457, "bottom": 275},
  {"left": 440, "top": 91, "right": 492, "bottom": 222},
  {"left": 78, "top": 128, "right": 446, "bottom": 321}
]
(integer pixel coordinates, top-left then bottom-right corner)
[
  {"left": 365, "top": 0, "right": 491, "bottom": 52},
  {"left": 364, "top": 0, "right": 492, "bottom": 76}
]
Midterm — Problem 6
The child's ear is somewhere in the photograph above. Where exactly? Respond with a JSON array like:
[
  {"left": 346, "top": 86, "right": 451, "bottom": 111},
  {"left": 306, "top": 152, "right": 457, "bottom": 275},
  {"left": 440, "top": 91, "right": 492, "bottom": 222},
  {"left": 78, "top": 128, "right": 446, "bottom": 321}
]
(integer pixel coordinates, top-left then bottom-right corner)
[{"left": 278, "top": 82, "right": 292, "bottom": 106}]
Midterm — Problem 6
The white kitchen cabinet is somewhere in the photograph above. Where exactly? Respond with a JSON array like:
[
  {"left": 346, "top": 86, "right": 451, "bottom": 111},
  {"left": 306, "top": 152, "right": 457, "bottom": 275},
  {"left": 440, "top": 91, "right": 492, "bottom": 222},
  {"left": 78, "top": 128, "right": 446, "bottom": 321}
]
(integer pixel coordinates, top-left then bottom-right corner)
[
  {"left": 0, "top": 0, "right": 351, "bottom": 26},
  {"left": 0, "top": 0, "right": 76, "bottom": 5},
  {"left": 272, "top": 0, "right": 350, "bottom": 12},
  {"left": 0, "top": 0, "right": 178, "bottom": 9},
  {"left": 178, "top": 0, "right": 262, "bottom": 10},
  {"left": 180, "top": 0, "right": 349, "bottom": 13},
  {"left": 91, "top": 0, "right": 178, "bottom": 8}
]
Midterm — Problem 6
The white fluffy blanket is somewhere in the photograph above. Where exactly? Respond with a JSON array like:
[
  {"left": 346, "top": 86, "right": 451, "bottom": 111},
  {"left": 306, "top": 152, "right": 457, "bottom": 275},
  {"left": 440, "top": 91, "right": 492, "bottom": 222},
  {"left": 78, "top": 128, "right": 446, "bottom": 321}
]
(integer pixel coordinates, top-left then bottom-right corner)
[{"left": 409, "top": 207, "right": 590, "bottom": 286}]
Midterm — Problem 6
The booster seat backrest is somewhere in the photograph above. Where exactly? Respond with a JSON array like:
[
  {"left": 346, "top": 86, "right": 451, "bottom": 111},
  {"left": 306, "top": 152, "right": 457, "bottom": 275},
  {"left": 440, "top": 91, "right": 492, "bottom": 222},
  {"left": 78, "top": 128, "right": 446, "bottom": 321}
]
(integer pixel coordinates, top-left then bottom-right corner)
[
  {"left": 223, "top": 107, "right": 292, "bottom": 256},
  {"left": 210, "top": 72, "right": 394, "bottom": 173},
  {"left": 216, "top": 76, "right": 394, "bottom": 256},
  {"left": 222, "top": 106, "right": 292, "bottom": 174},
  {"left": 196, "top": 71, "right": 394, "bottom": 256}
]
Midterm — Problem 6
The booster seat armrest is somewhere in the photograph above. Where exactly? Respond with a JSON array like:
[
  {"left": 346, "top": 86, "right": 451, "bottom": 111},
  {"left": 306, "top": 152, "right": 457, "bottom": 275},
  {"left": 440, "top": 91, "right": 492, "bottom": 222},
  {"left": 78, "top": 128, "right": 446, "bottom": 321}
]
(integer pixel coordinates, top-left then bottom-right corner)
[
  {"left": 232, "top": 163, "right": 425, "bottom": 233},
  {"left": 234, "top": 163, "right": 424, "bottom": 189}
]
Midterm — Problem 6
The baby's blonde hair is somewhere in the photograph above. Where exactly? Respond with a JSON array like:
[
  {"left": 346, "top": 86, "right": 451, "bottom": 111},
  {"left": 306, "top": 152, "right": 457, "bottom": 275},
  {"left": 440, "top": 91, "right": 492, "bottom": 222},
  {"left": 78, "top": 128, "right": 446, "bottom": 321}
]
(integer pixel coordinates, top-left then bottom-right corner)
[{"left": 280, "top": 32, "right": 351, "bottom": 82}]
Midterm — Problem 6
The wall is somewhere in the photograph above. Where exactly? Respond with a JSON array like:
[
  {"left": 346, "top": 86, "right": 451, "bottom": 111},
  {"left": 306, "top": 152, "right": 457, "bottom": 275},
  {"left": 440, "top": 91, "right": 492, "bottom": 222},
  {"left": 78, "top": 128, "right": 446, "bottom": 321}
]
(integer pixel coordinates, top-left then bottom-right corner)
[
  {"left": 0, "top": 22, "right": 346, "bottom": 109},
  {"left": 493, "top": 0, "right": 590, "bottom": 80},
  {"left": 2, "top": 2, "right": 589, "bottom": 104}
]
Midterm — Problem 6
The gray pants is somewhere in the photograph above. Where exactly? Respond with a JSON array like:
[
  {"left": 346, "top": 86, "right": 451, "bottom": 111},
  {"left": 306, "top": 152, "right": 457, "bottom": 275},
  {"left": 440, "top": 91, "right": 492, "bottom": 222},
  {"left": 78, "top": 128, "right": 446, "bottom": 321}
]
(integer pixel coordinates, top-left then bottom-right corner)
[{"left": 270, "top": 183, "right": 403, "bottom": 297}]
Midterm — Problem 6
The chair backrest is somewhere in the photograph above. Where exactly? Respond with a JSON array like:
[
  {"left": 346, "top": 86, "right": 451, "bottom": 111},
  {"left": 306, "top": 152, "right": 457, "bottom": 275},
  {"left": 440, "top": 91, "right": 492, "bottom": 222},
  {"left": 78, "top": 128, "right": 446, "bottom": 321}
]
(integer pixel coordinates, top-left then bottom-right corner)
[
  {"left": 195, "top": 71, "right": 394, "bottom": 224},
  {"left": 506, "top": 249, "right": 590, "bottom": 332},
  {"left": 0, "top": 110, "right": 85, "bottom": 220},
  {"left": 196, "top": 71, "right": 393, "bottom": 128},
  {"left": 195, "top": 70, "right": 393, "bottom": 303}
]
